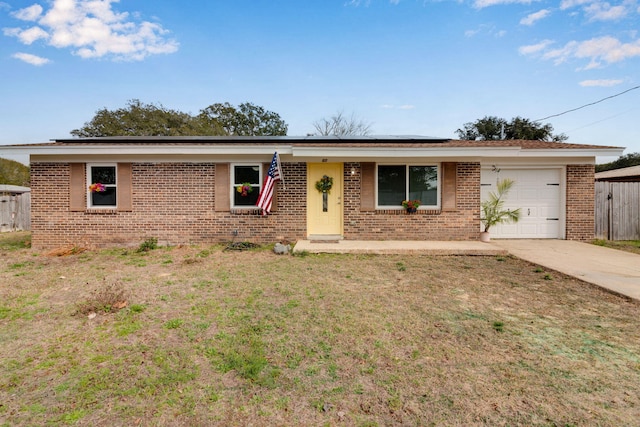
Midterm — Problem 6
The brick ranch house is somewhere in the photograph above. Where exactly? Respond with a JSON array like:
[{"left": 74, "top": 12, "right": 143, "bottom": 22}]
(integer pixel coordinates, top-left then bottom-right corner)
[{"left": 0, "top": 136, "right": 624, "bottom": 249}]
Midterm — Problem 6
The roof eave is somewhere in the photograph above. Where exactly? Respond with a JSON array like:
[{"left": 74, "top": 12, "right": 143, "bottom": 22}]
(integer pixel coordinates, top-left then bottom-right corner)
[{"left": 1, "top": 142, "right": 625, "bottom": 160}]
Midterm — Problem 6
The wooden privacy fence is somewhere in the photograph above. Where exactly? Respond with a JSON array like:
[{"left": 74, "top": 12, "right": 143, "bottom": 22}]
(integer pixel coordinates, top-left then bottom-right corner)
[
  {"left": 0, "top": 191, "right": 31, "bottom": 232},
  {"left": 595, "top": 181, "right": 640, "bottom": 240}
]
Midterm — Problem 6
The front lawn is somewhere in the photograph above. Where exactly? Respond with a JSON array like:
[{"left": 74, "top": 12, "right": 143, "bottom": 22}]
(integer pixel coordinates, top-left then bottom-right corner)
[{"left": 1, "top": 233, "right": 638, "bottom": 426}]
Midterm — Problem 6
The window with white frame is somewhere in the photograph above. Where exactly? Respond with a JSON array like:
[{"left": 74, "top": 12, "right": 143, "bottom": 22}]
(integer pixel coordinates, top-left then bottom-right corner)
[
  {"left": 87, "top": 164, "right": 117, "bottom": 208},
  {"left": 232, "top": 164, "right": 261, "bottom": 207},
  {"left": 377, "top": 164, "right": 439, "bottom": 208}
]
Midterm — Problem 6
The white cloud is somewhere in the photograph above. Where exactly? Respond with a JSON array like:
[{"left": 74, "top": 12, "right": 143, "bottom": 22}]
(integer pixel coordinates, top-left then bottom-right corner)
[
  {"left": 576, "top": 36, "right": 640, "bottom": 66},
  {"left": 518, "top": 39, "right": 554, "bottom": 55},
  {"left": 520, "top": 36, "right": 640, "bottom": 68},
  {"left": 7, "top": 26, "right": 49, "bottom": 44},
  {"left": 3, "top": 0, "right": 178, "bottom": 61},
  {"left": 559, "top": 0, "right": 593, "bottom": 10},
  {"left": 11, "top": 4, "right": 43, "bottom": 21},
  {"left": 584, "top": 2, "right": 628, "bottom": 21},
  {"left": 579, "top": 79, "right": 624, "bottom": 86},
  {"left": 474, "top": 0, "right": 538, "bottom": 9},
  {"left": 560, "top": 0, "right": 632, "bottom": 21},
  {"left": 520, "top": 9, "right": 551, "bottom": 25},
  {"left": 12, "top": 52, "right": 50, "bottom": 65}
]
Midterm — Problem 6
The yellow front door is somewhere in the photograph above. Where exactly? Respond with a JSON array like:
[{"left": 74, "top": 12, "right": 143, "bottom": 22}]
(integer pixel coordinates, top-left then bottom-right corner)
[{"left": 307, "top": 163, "right": 343, "bottom": 237}]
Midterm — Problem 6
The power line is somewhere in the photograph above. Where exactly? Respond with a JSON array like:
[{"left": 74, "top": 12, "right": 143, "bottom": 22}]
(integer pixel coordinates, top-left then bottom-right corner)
[
  {"left": 565, "top": 107, "right": 638, "bottom": 132},
  {"left": 534, "top": 85, "right": 640, "bottom": 122}
]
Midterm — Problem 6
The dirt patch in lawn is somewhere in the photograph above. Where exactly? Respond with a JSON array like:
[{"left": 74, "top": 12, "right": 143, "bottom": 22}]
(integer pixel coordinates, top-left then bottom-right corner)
[{"left": 1, "top": 233, "right": 639, "bottom": 426}]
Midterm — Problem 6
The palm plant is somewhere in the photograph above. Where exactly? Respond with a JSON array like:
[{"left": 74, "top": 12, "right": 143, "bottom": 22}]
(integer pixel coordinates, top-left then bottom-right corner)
[{"left": 481, "top": 178, "right": 521, "bottom": 233}]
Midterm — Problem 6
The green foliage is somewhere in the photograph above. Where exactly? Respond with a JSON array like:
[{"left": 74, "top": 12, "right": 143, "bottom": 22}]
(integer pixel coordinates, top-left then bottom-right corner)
[
  {"left": 71, "top": 99, "right": 288, "bottom": 137},
  {"left": 164, "top": 319, "right": 184, "bottom": 329},
  {"left": 198, "top": 102, "right": 288, "bottom": 136},
  {"left": 456, "top": 115, "right": 567, "bottom": 142},
  {"left": 595, "top": 152, "right": 640, "bottom": 172},
  {"left": 137, "top": 237, "right": 158, "bottom": 253},
  {"left": 291, "top": 249, "right": 309, "bottom": 257},
  {"left": 71, "top": 99, "right": 223, "bottom": 137},
  {"left": 0, "top": 158, "right": 30, "bottom": 186},
  {"left": 456, "top": 115, "right": 507, "bottom": 141},
  {"left": 481, "top": 178, "right": 521, "bottom": 232},
  {"left": 492, "top": 321, "right": 504, "bottom": 332}
]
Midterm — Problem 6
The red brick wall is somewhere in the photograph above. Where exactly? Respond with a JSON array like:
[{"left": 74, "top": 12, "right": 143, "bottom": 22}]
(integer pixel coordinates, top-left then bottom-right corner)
[
  {"left": 343, "top": 162, "right": 481, "bottom": 240},
  {"left": 35, "top": 160, "right": 594, "bottom": 248},
  {"left": 30, "top": 162, "right": 308, "bottom": 249},
  {"left": 566, "top": 164, "right": 595, "bottom": 241}
]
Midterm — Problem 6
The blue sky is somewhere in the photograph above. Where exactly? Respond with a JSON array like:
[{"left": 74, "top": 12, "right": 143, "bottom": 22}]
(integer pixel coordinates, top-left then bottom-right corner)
[{"left": 1, "top": 0, "right": 638, "bottom": 163}]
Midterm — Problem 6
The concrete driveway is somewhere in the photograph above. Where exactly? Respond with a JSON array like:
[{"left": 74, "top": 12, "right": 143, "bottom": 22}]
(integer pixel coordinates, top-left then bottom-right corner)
[{"left": 492, "top": 240, "right": 640, "bottom": 301}]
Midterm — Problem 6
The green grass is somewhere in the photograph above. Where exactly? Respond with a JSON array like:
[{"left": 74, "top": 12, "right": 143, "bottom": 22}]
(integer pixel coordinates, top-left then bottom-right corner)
[
  {"left": 0, "top": 231, "right": 30, "bottom": 251},
  {"left": 592, "top": 239, "right": 640, "bottom": 255}
]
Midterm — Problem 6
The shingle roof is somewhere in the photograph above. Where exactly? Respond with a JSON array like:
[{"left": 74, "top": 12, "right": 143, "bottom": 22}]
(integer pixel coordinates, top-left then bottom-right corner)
[
  {"left": 8, "top": 136, "right": 622, "bottom": 150},
  {"left": 595, "top": 165, "right": 640, "bottom": 180}
]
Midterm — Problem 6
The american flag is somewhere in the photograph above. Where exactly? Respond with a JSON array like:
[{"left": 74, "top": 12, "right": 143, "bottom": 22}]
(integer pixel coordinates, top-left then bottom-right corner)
[{"left": 256, "top": 152, "right": 282, "bottom": 216}]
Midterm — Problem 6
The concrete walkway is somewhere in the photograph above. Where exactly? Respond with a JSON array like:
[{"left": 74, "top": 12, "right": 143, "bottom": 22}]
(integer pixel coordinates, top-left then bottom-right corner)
[
  {"left": 293, "top": 240, "right": 506, "bottom": 256},
  {"left": 293, "top": 239, "right": 640, "bottom": 301},
  {"left": 491, "top": 240, "right": 640, "bottom": 301}
]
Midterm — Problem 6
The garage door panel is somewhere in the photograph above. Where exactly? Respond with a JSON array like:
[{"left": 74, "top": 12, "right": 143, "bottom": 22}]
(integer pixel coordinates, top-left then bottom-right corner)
[{"left": 481, "top": 168, "right": 562, "bottom": 239}]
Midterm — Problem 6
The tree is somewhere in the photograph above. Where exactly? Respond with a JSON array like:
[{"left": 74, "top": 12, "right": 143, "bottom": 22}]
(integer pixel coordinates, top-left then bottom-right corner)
[
  {"left": 71, "top": 100, "right": 288, "bottom": 137},
  {"left": 595, "top": 152, "right": 640, "bottom": 172},
  {"left": 311, "top": 111, "right": 372, "bottom": 136},
  {"left": 198, "top": 102, "right": 288, "bottom": 136},
  {"left": 455, "top": 116, "right": 507, "bottom": 141},
  {"left": 456, "top": 116, "right": 567, "bottom": 142},
  {"left": 71, "top": 99, "right": 223, "bottom": 137},
  {"left": 0, "top": 158, "right": 30, "bottom": 187}
]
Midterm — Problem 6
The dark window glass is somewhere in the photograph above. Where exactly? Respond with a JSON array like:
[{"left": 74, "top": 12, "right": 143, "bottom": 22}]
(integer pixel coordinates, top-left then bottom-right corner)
[
  {"left": 378, "top": 165, "right": 405, "bottom": 206},
  {"left": 233, "top": 165, "right": 260, "bottom": 207},
  {"left": 91, "top": 166, "right": 116, "bottom": 185},
  {"left": 378, "top": 165, "right": 438, "bottom": 207},
  {"left": 409, "top": 166, "right": 438, "bottom": 206},
  {"left": 89, "top": 165, "right": 117, "bottom": 207},
  {"left": 234, "top": 190, "right": 260, "bottom": 206},
  {"left": 91, "top": 187, "right": 117, "bottom": 206},
  {"left": 234, "top": 166, "right": 260, "bottom": 184}
]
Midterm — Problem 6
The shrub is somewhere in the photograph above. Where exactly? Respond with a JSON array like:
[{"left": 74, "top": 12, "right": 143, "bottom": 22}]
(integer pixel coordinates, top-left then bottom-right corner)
[
  {"left": 137, "top": 237, "right": 158, "bottom": 253},
  {"left": 76, "top": 281, "right": 128, "bottom": 315}
]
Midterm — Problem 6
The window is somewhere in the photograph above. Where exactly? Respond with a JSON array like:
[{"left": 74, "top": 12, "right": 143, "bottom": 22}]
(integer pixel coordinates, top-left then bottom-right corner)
[
  {"left": 87, "top": 164, "right": 117, "bottom": 208},
  {"left": 377, "top": 164, "right": 439, "bottom": 208},
  {"left": 232, "top": 164, "right": 261, "bottom": 207}
]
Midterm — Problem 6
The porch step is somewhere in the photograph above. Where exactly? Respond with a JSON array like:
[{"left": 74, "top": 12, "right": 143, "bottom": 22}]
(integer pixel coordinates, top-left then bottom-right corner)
[{"left": 308, "top": 234, "right": 344, "bottom": 243}]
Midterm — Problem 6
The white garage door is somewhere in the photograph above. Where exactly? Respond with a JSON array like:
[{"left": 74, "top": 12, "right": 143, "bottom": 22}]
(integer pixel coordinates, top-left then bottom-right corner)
[{"left": 481, "top": 168, "right": 563, "bottom": 239}]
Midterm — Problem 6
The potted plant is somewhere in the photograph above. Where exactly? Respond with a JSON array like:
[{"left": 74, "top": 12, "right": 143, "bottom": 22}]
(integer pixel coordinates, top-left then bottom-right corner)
[
  {"left": 402, "top": 199, "right": 421, "bottom": 213},
  {"left": 89, "top": 183, "right": 106, "bottom": 193},
  {"left": 480, "top": 178, "right": 521, "bottom": 242}
]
